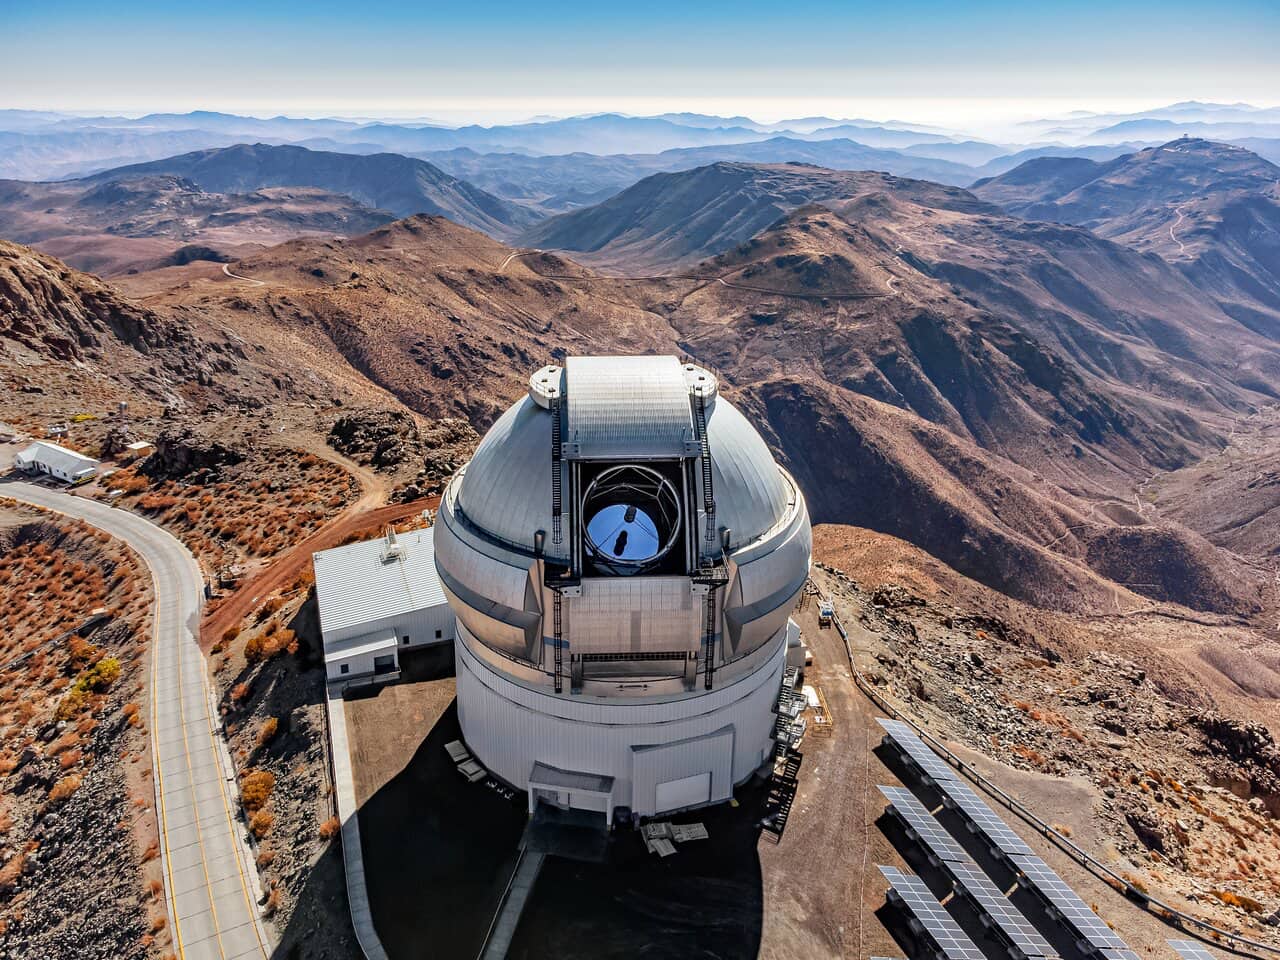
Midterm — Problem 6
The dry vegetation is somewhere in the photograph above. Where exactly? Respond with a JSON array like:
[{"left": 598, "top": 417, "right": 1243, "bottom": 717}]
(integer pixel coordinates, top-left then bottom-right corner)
[
  {"left": 105, "top": 449, "right": 357, "bottom": 574},
  {"left": 0, "top": 505, "right": 166, "bottom": 958},
  {"left": 814, "top": 538, "right": 1280, "bottom": 943}
]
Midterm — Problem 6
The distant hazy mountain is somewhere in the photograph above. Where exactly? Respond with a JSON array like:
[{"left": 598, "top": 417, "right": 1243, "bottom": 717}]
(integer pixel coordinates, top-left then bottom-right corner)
[
  {"left": 0, "top": 128, "right": 251, "bottom": 181},
  {"left": 973, "top": 138, "right": 1280, "bottom": 336},
  {"left": 425, "top": 137, "right": 979, "bottom": 216},
  {"left": 969, "top": 143, "right": 1143, "bottom": 179},
  {"left": 1087, "top": 119, "right": 1280, "bottom": 142},
  {"left": 519, "top": 161, "right": 989, "bottom": 269},
  {"left": 804, "top": 124, "right": 955, "bottom": 148},
  {"left": 81, "top": 143, "right": 538, "bottom": 236},
  {"left": 897, "top": 140, "right": 1011, "bottom": 167}
]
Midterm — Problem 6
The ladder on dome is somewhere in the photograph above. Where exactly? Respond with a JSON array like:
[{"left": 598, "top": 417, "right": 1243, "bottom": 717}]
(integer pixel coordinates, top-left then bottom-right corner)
[
  {"left": 550, "top": 392, "right": 563, "bottom": 545},
  {"left": 693, "top": 550, "right": 729, "bottom": 691},
  {"left": 552, "top": 588, "right": 564, "bottom": 694},
  {"left": 701, "top": 589, "right": 717, "bottom": 690},
  {"left": 693, "top": 388, "right": 716, "bottom": 543}
]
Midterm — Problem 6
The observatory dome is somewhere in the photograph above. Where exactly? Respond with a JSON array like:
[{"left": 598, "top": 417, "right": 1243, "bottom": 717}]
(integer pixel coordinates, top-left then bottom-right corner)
[{"left": 433, "top": 355, "right": 811, "bottom": 824}]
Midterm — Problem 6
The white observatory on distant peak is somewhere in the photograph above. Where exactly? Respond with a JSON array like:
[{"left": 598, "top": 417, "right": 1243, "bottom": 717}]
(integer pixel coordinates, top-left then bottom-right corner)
[{"left": 433, "top": 355, "right": 811, "bottom": 823}]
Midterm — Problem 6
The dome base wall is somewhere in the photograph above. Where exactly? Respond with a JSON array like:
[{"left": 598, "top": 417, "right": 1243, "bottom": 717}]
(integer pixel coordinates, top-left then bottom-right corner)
[{"left": 455, "top": 629, "right": 785, "bottom": 820}]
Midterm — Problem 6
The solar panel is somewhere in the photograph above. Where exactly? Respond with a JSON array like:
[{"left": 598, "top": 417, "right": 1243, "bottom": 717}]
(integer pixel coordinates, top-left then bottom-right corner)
[
  {"left": 1011, "top": 855, "right": 1133, "bottom": 953},
  {"left": 877, "top": 719, "right": 961, "bottom": 783},
  {"left": 947, "top": 860, "right": 1058, "bottom": 959},
  {"left": 1100, "top": 951, "right": 1142, "bottom": 960},
  {"left": 938, "top": 779, "right": 1036, "bottom": 857},
  {"left": 879, "top": 866, "right": 988, "bottom": 960},
  {"left": 1168, "top": 942, "right": 1218, "bottom": 960},
  {"left": 878, "top": 786, "right": 972, "bottom": 864}
]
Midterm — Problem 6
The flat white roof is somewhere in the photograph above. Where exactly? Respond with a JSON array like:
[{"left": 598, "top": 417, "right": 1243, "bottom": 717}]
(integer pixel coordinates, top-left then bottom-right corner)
[
  {"left": 312, "top": 526, "right": 448, "bottom": 636},
  {"left": 16, "top": 441, "right": 99, "bottom": 473},
  {"left": 325, "top": 629, "right": 399, "bottom": 662}
]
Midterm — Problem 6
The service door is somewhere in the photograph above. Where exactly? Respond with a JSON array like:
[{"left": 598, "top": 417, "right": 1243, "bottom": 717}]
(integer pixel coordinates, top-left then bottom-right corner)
[{"left": 655, "top": 771, "right": 711, "bottom": 812}]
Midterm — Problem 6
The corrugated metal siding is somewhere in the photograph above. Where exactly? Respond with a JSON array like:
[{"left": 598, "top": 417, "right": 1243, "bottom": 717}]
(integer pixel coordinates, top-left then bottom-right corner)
[
  {"left": 313, "top": 527, "right": 447, "bottom": 637},
  {"left": 565, "top": 355, "right": 693, "bottom": 460},
  {"left": 633, "top": 726, "right": 734, "bottom": 813},
  {"left": 567, "top": 577, "right": 700, "bottom": 654},
  {"left": 455, "top": 633, "right": 782, "bottom": 816}
]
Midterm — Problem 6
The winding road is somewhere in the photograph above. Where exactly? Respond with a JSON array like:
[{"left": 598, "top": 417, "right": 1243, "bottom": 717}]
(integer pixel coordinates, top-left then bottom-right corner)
[
  {"left": 222, "top": 263, "right": 266, "bottom": 286},
  {"left": 3, "top": 481, "right": 271, "bottom": 960}
]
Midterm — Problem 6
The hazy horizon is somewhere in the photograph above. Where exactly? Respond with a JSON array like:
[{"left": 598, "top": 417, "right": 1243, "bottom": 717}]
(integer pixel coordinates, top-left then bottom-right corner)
[{"left": 5, "top": 0, "right": 1278, "bottom": 139}]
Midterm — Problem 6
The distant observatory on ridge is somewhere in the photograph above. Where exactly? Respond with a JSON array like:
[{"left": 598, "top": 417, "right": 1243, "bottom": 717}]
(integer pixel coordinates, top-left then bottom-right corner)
[{"left": 432, "top": 355, "right": 812, "bottom": 824}]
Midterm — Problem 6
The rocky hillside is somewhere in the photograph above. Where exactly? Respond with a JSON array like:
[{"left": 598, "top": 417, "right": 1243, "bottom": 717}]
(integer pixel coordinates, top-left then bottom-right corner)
[
  {"left": 520, "top": 162, "right": 990, "bottom": 270},
  {"left": 84, "top": 143, "right": 540, "bottom": 238},
  {"left": 973, "top": 139, "right": 1280, "bottom": 336},
  {"left": 0, "top": 238, "right": 190, "bottom": 363},
  {"left": 0, "top": 509, "right": 163, "bottom": 960},
  {"left": 0, "top": 174, "right": 396, "bottom": 275}
]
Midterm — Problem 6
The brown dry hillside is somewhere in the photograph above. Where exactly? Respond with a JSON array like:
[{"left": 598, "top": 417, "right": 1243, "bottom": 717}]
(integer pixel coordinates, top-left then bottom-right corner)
[
  {"left": 520, "top": 161, "right": 987, "bottom": 270},
  {"left": 132, "top": 215, "right": 683, "bottom": 423},
  {"left": 104, "top": 210, "right": 1280, "bottom": 615},
  {"left": 973, "top": 139, "right": 1280, "bottom": 338},
  {"left": 5, "top": 207, "right": 1273, "bottom": 620},
  {"left": 0, "top": 174, "right": 396, "bottom": 276}
]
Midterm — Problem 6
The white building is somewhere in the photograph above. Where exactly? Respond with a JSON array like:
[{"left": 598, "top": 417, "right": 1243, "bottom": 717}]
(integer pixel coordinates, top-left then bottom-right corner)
[
  {"left": 434, "top": 356, "right": 812, "bottom": 825},
  {"left": 313, "top": 526, "right": 456, "bottom": 686},
  {"left": 14, "top": 441, "right": 99, "bottom": 483}
]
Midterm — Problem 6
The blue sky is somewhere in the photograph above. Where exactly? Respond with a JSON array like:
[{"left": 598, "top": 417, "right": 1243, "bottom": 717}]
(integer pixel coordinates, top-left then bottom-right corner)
[{"left": 3, "top": 0, "right": 1278, "bottom": 126}]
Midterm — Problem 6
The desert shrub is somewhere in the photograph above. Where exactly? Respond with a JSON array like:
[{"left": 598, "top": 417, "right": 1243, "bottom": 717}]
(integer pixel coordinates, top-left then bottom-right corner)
[
  {"left": 256, "top": 717, "right": 279, "bottom": 747},
  {"left": 319, "top": 816, "right": 341, "bottom": 841},
  {"left": 241, "top": 770, "right": 275, "bottom": 811},
  {"left": 264, "top": 885, "right": 281, "bottom": 915},
  {"left": 250, "top": 810, "right": 273, "bottom": 838},
  {"left": 243, "top": 634, "right": 266, "bottom": 663},
  {"left": 48, "top": 774, "right": 83, "bottom": 804},
  {"left": 1210, "top": 890, "right": 1264, "bottom": 913},
  {"left": 56, "top": 656, "right": 122, "bottom": 720}
]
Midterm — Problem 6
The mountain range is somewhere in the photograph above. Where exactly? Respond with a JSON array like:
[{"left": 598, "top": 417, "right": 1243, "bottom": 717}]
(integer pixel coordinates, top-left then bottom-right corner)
[
  {"left": 6, "top": 103, "right": 1280, "bottom": 187},
  {"left": 973, "top": 138, "right": 1280, "bottom": 336}
]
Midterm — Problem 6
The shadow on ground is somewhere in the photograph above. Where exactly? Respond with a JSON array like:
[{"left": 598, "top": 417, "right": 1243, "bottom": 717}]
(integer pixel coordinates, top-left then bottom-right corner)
[
  {"left": 356, "top": 647, "right": 528, "bottom": 959},
  {"left": 506, "top": 779, "right": 768, "bottom": 960}
]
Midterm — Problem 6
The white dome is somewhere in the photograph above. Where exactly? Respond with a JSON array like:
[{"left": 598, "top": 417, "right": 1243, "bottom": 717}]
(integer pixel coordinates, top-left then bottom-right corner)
[{"left": 455, "top": 375, "right": 791, "bottom": 555}]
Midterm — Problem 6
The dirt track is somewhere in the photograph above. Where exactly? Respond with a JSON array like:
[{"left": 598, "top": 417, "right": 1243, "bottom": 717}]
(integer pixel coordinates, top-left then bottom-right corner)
[{"left": 199, "top": 494, "right": 438, "bottom": 648}]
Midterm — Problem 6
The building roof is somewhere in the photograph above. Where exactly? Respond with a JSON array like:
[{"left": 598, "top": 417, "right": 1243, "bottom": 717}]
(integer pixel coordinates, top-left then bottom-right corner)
[
  {"left": 323, "top": 629, "right": 399, "bottom": 662},
  {"left": 312, "top": 526, "right": 448, "bottom": 636},
  {"left": 15, "top": 441, "right": 99, "bottom": 474},
  {"left": 528, "top": 761, "right": 615, "bottom": 795}
]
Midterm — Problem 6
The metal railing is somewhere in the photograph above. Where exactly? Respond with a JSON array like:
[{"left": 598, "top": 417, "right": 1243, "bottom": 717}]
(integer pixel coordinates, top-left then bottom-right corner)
[{"left": 810, "top": 576, "right": 1280, "bottom": 959}]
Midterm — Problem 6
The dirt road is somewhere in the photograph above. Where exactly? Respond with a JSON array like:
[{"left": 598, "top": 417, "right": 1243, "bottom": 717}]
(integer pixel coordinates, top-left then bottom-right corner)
[{"left": 200, "top": 494, "right": 438, "bottom": 648}]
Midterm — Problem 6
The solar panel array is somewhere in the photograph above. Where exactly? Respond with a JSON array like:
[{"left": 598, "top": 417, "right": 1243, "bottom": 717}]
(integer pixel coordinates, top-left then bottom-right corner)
[
  {"left": 940, "top": 779, "right": 1036, "bottom": 857},
  {"left": 946, "top": 860, "right": 1058, "bottom": 959},
  {"left": 1168, "top": 942, "right": 1217, "bottom": 960},
  {"left": 1011, "top": 855, "right": 1133, "bottom": 954},
  {"left": 878, "top": 786, "right": 971, "bottom": 864},
  {"left": 877, "top": 719, "right": 961, "bottom": 783},
  {"left": 879, "top": 866, "right": 987, "bottom": 960}
]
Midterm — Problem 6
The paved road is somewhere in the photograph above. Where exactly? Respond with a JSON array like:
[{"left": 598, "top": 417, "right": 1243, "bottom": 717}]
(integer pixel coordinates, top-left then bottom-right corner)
[{"left": 3, "top": 481, "right": 271, "bottom": 960}]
